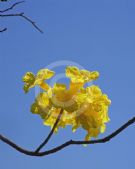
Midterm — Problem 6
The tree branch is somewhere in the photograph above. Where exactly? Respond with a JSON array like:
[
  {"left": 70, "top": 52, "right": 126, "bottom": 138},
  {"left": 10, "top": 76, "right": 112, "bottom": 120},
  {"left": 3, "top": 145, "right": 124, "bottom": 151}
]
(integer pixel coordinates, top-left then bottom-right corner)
[
  {"left": 35, "top": 108, "right": 63, "bottom": 153},
  {"left": 0, "top": 1, "right": 25, "bottom": 13},
  {"left": 0, "top": 1, "right": 43, "bottom": 33},
  {"left": 0, "top": 27, "right": 7, "bottom": 32},
  {"left": 0, "top": 116, "right": 135, "bottom": 157},
  {"left": 0, "top": 0, "right": 8, "bottom": 2}
]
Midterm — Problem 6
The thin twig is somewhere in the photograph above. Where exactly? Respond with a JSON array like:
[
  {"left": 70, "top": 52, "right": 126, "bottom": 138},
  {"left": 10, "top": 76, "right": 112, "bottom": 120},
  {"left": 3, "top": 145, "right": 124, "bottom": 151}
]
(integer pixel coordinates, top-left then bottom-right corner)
[
  {"left": 21, "top": 13, "right": 43, "bottom": 33},
  {"left": 35, "top": 109, "right": 63, "bottom": 153},
  {"left": 0, "top": 1, "right": 43, "bottom": 33},
  {"left": 0, "top": 116, "right": 135, "bottom": 157},
  {"left": 0, "top": 1, "right": 25, "bottom": 13},
  {"left": 0, "top": 13, "right": 43, "bottom": 33}
]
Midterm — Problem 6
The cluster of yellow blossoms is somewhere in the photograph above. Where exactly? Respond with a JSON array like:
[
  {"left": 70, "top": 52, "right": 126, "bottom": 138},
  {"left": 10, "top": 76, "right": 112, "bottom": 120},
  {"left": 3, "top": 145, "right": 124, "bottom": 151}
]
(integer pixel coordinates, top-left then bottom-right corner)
[{"left": 23, "top": 66, "right": 111, "bottom": 140}]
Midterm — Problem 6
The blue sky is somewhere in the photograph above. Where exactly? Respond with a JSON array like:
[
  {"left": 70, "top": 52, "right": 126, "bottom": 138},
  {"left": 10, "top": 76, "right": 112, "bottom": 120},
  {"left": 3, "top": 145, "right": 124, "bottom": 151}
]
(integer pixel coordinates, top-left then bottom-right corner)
[{"left": 0, "top": 0, "right": 135, "bottom": 168}]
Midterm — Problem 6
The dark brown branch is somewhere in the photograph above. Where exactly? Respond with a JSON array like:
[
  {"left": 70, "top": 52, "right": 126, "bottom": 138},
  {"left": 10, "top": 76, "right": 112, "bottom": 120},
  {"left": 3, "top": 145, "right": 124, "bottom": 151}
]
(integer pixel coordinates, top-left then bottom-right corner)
[
  {"left": 20, "top": 14, "right": 43, "bottom": 33},
  {"left": 0, "top": 1, "right": 25, "bottom": 13},
  {"left": 0, "top": 116, "right": 135, "bottom": 157},
  {"left": 35, "top": 108, "right": 63, "bottom": 153},
  {"left": 71, "top": 116, "right": 135, "bottom": 145},
  {"left": 0, "top": 1, "right": 43, "bottom": 33},
  {"left": 0, "top": 13, "right": 43, "bottom": 33},
  {"left": 0, "top": 27, "right": 7, "bottom": 32},
  {"left": 0, "top": 0, "right": 8, "bottom": 2}
]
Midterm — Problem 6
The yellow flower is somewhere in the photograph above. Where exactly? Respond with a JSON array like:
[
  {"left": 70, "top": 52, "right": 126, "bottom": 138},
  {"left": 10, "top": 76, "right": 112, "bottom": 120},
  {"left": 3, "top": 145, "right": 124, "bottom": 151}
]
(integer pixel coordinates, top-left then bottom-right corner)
[
  {"left": 31, "top": 92, "right": 52, "bottom": 119},
  {"left": 66, "top": 66, "right": 99, "bottom": 83},
  {"left": 22, "top": 72, "right": 35, "bottom": 93},
  {"left": 23, "top": 66, "right": 111, "bottom": 140},
  {"left": 51, "top": 83, "right": 78, "bottom": 112},
  {"left": 22, "top": 69, "right": 55, "bottom": 93},
  {"left": 75, "top": 85, "right": 111, "bottom": 140}
]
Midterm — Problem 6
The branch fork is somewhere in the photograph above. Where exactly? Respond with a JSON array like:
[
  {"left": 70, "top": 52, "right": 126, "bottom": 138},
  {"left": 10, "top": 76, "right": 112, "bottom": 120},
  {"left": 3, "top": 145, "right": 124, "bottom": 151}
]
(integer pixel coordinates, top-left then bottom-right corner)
[{"left": 0, "top": 1, "right": 43, "bottom": 33}]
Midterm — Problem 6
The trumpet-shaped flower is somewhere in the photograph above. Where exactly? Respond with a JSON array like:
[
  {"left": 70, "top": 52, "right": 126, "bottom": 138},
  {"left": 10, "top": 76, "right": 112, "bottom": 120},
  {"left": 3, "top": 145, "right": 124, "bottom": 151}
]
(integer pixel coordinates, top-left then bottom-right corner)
[
  {"left": 23, "top": 66, "right": 111, "bottom": 140},
  {"left": 22, "top": 69, "right": 55, "bottom": 93}
]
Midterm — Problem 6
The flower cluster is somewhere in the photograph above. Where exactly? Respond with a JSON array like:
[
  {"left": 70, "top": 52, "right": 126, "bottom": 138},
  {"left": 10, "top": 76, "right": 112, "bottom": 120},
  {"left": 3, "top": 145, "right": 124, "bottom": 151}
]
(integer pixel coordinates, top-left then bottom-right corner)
[{"left": 23, "top": 66, "right": 111, "bottom": 140}]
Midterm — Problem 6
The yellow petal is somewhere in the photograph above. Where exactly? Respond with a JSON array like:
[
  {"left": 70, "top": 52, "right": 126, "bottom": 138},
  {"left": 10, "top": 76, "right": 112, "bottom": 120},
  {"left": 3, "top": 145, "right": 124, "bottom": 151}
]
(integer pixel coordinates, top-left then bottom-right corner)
[
  {"left": 40, "top": 82, "right": 50, "bottom": 91},
  {"left": 100, "top": 94, "right": 111, "bottom": 106},
  {"left": 66, "top": 66, "right": 80, "bottom": 79},
  {"left": 89, "top": 71, "right": 99, "bottom": 80},
  {"left": 85, "top": 133, "right": 91, "bottom": 141},
  {"left": 22, "top": 72, "right": 35, "bottom": 93},
  {"left": 100, "top": 124, "right": 106, "bottom": 133},
  {"left": 80, "top": 70, "right": 99, "bottom": 82},
  {"left": 22, "top": 69, "right": 55, "bottom": 93},
  {"left": 66, "top": 66, "right": 84, "bottom": 83},
  {"left": 86, "top": 85, "right": 102, "bottom": 98},
  {"left": 69, "top": 82, "right": 83, "bottom": 93},
  {"left": 53, "top": 83, "right": 67, "bottom": 94},
  {"left": 31, "top": 92, "right": 51, "bottom": 119},
  {"left": 66, "top": 66, "right": 99, "bottom": 84},
  {"left": 36, "top": 92, "right": 50, "bottom": 107},
  {"left": 35, "top": 69, "right": 55, "bottom": 85}
]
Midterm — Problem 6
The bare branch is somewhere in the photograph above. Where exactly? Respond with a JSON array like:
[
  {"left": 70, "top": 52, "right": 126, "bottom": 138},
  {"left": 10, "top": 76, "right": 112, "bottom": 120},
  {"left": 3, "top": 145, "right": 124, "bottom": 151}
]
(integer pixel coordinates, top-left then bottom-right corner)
[
  {"left": 35, "top": 109, "right": 64, "bottom": 153},
  {"left": 0, "top": 1, "right": 43, "bottom": 33},
  {"left": 20, "top": 13, "right": 43, "bottom": 33},
  {"left": 0, "top": 116, "right": 135, "bottom": 157},
  {"left": 0, "top": 1, "right": 25, "bottom": 13},
  {"left": 0, "top": 27, "right": 7, "bottom": 32},
  {"left": 0, "top": 13, "right": 43, "bottom": 33},
  {"left": 0, "top": 0, "right": 8, "bottom": 2}
]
